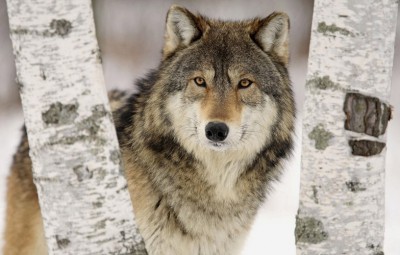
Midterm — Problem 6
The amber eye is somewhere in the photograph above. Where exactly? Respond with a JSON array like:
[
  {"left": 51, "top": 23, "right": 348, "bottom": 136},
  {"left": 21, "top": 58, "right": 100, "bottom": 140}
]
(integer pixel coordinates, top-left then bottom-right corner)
[
  {"left": 194, "top": 77, "right": 206, "bottom": 87},
  {"left": 238, "top": 79, "right": 253, "bottom": 89}
]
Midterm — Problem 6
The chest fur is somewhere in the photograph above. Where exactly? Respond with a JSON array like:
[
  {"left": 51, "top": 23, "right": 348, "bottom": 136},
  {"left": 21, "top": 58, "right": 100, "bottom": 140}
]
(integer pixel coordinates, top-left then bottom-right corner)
[
  {"left": 126, "top": 155, "right": 258, "bottom": 255},
  {"left": 137, "top": 192, "right": 251, "bottom": 255}
]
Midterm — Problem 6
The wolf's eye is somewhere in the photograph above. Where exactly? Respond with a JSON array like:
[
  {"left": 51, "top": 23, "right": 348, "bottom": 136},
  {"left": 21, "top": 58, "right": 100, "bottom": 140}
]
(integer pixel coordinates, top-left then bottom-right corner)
[
  {"left": 238, "top": 79, "right": 253, "bottom": 89},
  {"left": 194, "top": 77, "right": 206, "bottom": 87}
]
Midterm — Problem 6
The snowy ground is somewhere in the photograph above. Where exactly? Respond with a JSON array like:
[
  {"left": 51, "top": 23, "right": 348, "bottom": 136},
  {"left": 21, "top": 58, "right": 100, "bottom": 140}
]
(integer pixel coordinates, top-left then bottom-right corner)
[{"left": 0, "top": 1, "right": 399, "bottom": 254}]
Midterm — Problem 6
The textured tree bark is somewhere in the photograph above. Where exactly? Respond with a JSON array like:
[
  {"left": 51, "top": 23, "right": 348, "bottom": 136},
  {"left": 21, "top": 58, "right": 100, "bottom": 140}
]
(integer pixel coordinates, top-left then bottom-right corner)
[
  {"left": 296, "top": 0, "right": 398, "bottom": 254},
  {"left": 6, "top": 0, "right": 146, "bottom": 254}
]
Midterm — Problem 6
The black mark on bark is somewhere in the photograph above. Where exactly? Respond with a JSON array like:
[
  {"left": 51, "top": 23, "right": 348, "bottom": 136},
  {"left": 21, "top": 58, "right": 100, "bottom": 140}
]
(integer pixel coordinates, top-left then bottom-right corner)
[
  {"left": 50, "top": 19, "right": 72, "bottom": 37},
  {"left": 56, "top": 235, "right": 70, "bottom": 249},
  {"left": 345, "top": 180, "right": 366, "bottom": 192},
  {"left": 318, "top": 22, "right": 353, "bottom": 36},
  {"left": 349, "top": 139, "right": 386, "bottom": 156},
  {"left": 92, "top": 201, "right": 103, "bottom": 208},
  {"left": 73, "top": 165, "right": 93, "bottom": 182},
  {"left": 40, "top": 68, "right": 47, "bottom": 80},
  {"left": 12, "top": 20, "right": 71, "bottom": 37},
  {"left": 91, "top": 48, "right": 103, "bottom": 63},
  {"left": 367, "top": 243, "right": 384, "bottom": 255},
  {"left": 295, "top": 217, "right": 329, "bottom": 244},
  {"left": 312, "top": 185, "right": 319, "bottom": 204},
  {"left": 42, "top": 102, "right": 78, "bottom": 125}
]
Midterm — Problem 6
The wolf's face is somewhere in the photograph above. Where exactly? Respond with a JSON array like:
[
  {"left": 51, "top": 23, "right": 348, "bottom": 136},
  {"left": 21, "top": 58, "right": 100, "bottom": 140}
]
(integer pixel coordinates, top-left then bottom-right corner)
[
  {"left": 165, "top": 48, "right": 280, "bottom": 155},
  {"left": 155, "top": 6, "right": 294, "bottom": 161}
]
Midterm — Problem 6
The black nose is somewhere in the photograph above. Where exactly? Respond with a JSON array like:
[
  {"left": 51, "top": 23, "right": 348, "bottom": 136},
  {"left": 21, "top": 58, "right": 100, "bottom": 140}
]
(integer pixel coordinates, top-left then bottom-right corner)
[{"left": 205, "top": 122, "right": 229, "bottom": 142}]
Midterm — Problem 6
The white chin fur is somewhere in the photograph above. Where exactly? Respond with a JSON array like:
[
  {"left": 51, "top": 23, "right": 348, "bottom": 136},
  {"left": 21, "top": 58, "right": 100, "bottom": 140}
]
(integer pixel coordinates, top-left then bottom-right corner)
[
  {"left": 166, "top": 93, "right": 278, "bottom": 161},
  {"left": 203, "top": 141, "right": 229, "bottom": 151}
]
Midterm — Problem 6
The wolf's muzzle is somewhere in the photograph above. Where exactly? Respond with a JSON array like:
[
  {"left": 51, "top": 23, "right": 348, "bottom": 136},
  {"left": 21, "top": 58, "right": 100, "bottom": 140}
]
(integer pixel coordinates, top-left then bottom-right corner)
[{"left": 205, "top": 122, "right": 229, "bottom": 142}]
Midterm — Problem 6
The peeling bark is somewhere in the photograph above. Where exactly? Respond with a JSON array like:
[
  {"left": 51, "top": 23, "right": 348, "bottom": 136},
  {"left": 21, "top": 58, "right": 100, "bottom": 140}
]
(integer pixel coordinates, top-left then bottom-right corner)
[
  {"left": 349, "top": 140, "right": 386, "bottom": 157},
  {"left": 344, "top": 93, "right": 391, "bottom": 137},
  {"left": 296, "top": 0, "right": 398, "bottom": 254},
  {"left": 6, "top": 0, "right": 146, "bottom": 254}
]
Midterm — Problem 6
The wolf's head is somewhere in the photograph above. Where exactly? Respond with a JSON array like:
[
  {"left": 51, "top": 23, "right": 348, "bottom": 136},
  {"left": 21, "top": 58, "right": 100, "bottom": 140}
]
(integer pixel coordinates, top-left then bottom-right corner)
[{"left": 144, "top": 5, "right": 295, "bottom": 164}]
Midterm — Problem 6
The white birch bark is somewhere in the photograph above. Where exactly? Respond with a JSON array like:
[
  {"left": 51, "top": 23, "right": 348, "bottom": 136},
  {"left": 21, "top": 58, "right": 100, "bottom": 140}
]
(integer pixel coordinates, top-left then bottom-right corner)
[
  {"left": 296, "top": 0, "right": 398, "bottom": 254},
  {"left": 6, "top": 0, "right": 146, "bottom": 254}
]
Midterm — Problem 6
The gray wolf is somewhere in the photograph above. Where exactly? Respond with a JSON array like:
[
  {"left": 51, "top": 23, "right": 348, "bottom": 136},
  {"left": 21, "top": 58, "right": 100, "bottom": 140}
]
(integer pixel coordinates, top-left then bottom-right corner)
[{"left": 3, "top": 5, "right": 295, "bottom": 255}]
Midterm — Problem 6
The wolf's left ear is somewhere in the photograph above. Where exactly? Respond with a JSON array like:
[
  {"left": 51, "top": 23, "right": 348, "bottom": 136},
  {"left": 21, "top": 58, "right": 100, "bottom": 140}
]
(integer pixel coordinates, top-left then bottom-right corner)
[
  {"left": 253, "top": 12, "right": 290, "bottom": 66},
  {"left": 163, "top": 5, "right": 205, "bottom": 59}
]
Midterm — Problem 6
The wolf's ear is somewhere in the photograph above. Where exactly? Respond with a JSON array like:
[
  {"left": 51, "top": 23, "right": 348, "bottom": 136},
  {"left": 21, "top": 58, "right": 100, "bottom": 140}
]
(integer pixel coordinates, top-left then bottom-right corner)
[
  {"left": 163, "top": 5, "right": 204, "bottom": 58},
  {"left": 253, "top": 12, "right": 290, "bottom": 66}
]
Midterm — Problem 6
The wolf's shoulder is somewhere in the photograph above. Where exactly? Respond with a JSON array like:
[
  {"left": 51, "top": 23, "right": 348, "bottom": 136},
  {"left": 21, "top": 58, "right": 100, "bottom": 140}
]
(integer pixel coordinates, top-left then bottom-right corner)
[
  {"left": 109, "top": 69, "right": 159, "bottom": 145},
  {"left": 107, "top": 89, "right": 135, "bottom": 147}
]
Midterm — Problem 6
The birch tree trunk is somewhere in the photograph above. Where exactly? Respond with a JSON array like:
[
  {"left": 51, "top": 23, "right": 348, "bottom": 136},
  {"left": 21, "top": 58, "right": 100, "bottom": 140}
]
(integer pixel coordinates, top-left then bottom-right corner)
[
  {"left": 6, "top": 0, "right": 146, "bottom": 254},
  {"left": 296, "top": 0, "right": 398, "bottom": 254}
]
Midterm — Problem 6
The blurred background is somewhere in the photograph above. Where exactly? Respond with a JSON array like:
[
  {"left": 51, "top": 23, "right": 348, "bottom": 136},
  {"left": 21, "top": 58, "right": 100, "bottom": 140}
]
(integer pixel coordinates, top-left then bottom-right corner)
[{"left": 0, "top": 0, "right": 398, "bottom": 254}]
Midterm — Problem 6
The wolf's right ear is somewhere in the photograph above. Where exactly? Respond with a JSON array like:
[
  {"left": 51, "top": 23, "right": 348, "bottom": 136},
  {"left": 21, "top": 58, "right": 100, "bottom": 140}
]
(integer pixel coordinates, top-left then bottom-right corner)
[
  {"left": 163, "top": 5, "right": 205, "bottom": 59},
  {"left": 253, "top": 12, "right": 290, "bottom": 66}
]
